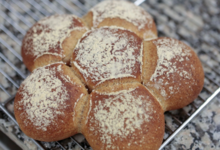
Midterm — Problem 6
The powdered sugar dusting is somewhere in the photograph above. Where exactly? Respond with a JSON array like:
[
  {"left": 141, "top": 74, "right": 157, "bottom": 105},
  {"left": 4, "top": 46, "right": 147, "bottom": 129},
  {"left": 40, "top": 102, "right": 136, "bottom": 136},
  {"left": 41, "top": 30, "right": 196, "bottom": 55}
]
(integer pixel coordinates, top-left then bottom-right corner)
[
  {"left": 73, "top": 26, "right": 142, "bottom": 86},
  {"left": 149, "top": 38, "right": 193, "bottom": 99},
  {"left": 23, "top": 14, "right": 87, "bottom": 60},
  {"left": 87, "top": 87, "right": 153, "bottom": 149},
  {"left": 17, "top": 63, "right": 73, "bottom": 131},
  {"left": 91, "top": 0, "right": 153, "bottom": 30}
]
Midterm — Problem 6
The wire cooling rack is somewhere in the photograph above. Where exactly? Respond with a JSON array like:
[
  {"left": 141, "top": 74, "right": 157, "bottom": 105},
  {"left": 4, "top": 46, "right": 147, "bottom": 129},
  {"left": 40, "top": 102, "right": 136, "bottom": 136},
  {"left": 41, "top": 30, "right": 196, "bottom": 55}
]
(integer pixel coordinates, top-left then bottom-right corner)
[{"left": 0, "top": 0, "right": 220, "bottom": 149}]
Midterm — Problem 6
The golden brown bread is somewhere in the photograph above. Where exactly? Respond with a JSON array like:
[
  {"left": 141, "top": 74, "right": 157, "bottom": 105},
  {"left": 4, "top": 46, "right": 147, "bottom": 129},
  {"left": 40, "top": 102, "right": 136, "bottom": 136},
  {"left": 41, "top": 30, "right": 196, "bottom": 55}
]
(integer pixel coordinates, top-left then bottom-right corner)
[
  {"left": 16, "top": 1, "right": 205, "bottom": 149},
  {"left": 142, "top": 37, "right": 204, "bottom": 111},
  {"left": 71, "top": 26, "right": 143, "bottom": 91},
  {"left": 82, "top": 0, "right": 157, "bottom": 40},
  {"left": 21, "top": 14, "right": 88, "bottom": 72},
  {"left": 14, "top": 63, "right": 88, "bottom": 141},
  {"left": 81, "top": 82, "right": 164, "bottom": 150}
]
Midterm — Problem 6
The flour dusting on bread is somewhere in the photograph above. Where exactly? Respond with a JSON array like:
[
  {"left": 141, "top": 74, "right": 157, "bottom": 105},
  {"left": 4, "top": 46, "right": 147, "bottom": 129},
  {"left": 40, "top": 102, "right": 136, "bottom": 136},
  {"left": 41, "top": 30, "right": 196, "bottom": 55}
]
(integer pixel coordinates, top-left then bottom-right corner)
[
  {"left": 87, "top": 87, "right": 153, "bottom": 149},
  {"left": 17, "top": 63, "right": 72, "bottom": 131},
  {"left": 23, "top": 15, "right": 86, "bottom": 60},
  {"left": 150, "top": 38, "right": 193, "bottom": 98},
  {"left": 91, "top": 0, "right": 153, "bottom": 30},
  {"left": 73, "top": 26, "right": 142, "bottom": 85}
]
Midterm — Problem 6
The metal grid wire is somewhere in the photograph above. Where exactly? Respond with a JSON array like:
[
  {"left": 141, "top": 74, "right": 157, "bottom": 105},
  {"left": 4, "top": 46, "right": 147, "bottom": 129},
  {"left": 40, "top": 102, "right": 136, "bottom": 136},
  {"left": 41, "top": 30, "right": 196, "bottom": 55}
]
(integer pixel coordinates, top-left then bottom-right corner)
[{"left": 0, "top": 0, "right": 220, "bottom": 149}]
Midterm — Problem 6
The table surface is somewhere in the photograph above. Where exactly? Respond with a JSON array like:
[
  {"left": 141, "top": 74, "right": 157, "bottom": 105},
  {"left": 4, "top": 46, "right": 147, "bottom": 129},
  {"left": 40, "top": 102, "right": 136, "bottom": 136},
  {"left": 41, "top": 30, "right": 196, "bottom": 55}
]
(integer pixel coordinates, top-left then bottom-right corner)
[{"left": 164, "top": 96, "right": 220, "bottom": 150}]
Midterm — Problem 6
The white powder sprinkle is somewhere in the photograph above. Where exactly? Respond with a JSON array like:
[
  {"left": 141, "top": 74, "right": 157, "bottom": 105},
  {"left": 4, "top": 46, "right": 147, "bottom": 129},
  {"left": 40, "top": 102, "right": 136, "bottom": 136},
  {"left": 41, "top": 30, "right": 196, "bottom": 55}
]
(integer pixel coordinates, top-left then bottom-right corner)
[
  {"left": 23, "top": 15, "right": 87, "bottom": 60},
  {"left": 73, "top": 26, "right": 142, "bottom": 86},
  {"left": 91, "top": 0, "right": 153, "bottom": 30},
  {"left": 17, "top": 64, "right": 73, "bottom": 131},
  {"left": 149, "top": 38, "right": 192, "bottom": 99},
  {"left": 87, "top": 88, "right": 152, "bottom": 148}
]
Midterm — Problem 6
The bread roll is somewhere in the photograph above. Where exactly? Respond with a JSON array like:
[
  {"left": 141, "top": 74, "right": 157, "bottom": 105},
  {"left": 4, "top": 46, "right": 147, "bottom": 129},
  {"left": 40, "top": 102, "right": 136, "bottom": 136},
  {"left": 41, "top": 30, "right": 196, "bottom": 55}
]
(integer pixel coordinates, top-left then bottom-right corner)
[
  {"left": 14, "top": 63, "right": 88, "bottom": 141},
  {"left": 81, "top": 82, "right": 164, "bottom": 150},
  {"left": 71, "top": 26, "right": 143, "bottom": 90},
  {"left": 142, "top": 37, "right": 204, "bottom": 111},
  {"left": 83, "top": 0, "right": 157, "bottom": 40},
  {"left": 16, "top": 1, "right": 205, "bottom": 147},
  {"left": 21, "top": 14, "right": 88, "bottom": 72}
]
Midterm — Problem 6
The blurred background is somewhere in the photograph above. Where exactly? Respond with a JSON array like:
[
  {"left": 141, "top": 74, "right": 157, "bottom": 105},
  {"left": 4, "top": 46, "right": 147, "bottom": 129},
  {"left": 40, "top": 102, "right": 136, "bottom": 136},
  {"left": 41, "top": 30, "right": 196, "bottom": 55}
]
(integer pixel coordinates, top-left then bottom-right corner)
[{"left": 0, "top": 0, "right": 219, "bottom": 150}]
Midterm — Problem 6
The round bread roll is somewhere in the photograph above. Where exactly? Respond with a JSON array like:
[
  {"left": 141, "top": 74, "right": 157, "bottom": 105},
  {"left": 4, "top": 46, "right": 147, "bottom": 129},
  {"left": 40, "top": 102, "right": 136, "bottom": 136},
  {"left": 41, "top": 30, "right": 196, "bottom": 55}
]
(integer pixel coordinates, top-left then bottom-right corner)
[
  {"left": 71, "top": 26, "right": 143, "bottom": 90},
  {"left": 83, "top": 0, "right": 157, "bottom": 40},
  {"left": 21, "top": 14, "right": 88, "bottom": 72},
  {"left": 81, "top": 82, "right": 164, "bottom": 150},
  {"left": 142, "top": 37, "right": 204, "bottom": 111},
  {"left": 14, "top": 63, "right": 88, "bottom": 141},
  {"left": 17, "top": 1, "right": 205, "bottom": 147}
]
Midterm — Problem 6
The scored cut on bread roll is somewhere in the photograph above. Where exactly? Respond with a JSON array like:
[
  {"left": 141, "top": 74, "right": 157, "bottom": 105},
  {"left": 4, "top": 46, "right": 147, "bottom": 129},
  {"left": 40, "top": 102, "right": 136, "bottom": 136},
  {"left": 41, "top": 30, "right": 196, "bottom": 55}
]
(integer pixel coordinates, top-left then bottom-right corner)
[
  {"left": 14, "top": 63, "right": 88, "bottom": 141},
  {"left": 82, "top": 0, "right": 157, "bottom": 40},
  {"left": 142, "top": 37, "right": 204, "bottom": 111},
  {"left": 81, "top": 82, "right": 164, "bottom": 150},
  {"left": 21, "top": 14, "right": 88, "bottom": 72},
  {"left": 71, "top": 26, "right": 143, "bottom": 91}
]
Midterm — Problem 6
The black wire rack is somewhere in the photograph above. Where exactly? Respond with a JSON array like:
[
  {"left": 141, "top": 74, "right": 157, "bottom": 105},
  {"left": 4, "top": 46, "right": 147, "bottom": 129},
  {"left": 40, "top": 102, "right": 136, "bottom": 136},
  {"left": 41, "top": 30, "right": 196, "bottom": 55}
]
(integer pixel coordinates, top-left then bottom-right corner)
[{"left": 0, "top": 0, "right": 220, "bottom": 150}]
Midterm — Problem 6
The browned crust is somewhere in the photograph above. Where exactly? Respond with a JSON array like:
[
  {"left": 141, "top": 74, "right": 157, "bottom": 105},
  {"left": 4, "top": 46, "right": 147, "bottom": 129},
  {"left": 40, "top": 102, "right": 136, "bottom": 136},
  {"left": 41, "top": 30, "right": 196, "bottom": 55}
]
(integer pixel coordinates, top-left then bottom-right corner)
[
  {"left": 142, "top": 40, "right": 158, "bottom": 83},
  {"left": 62, "top": 64, "right": 89, "bottom": 133},
  {"left": 62, "top": 28, "right": 87, "bottom": 64},
  {"left": 142, "top": 37, "right": 204, "bottom": 111},
  {"left": 82, "top": 11, "right": 157, "bottom": 40},
  {"left": 71, "top": 61, "right": 142, "bottom": 91},
  {"left": 21, "top": 15, "right": 87, "bottom": 72},
  {"left": 82, "top": 82, "right": 164, "bottom": 150},
  {"left": 93, "top": 77, "right": 141, "bottom": 91},
  {"left": 22, "top": 28, "right": 87, "bottom": 72},
  {"left": 23, "top": 54, "right": 62, "bottom": 72},
  {"left": 14, "top": 63, "right": 89, "bottom": 141},
  {"left": 71, "top": 27, "right": 142, "bottom": 91},
  {"left": 75, "top": 94, "right": 89, "bottom": 133},
  {"left": 70, "top": 62, "right": 87, "bottom": 86},
  {"left": 97, "top": 17, "right": 157, "bottom": 40},
  {"left": 164, "top": 44, "right": 204, "bottom": 111}
]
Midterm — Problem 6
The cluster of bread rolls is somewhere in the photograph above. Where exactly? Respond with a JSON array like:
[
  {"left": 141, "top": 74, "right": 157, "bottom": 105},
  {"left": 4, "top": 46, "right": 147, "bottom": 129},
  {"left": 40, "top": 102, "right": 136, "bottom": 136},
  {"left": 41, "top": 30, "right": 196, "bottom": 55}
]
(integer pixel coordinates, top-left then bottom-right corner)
[{"left": 14, "top": 1, "right": 204, "bottom": 150}]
